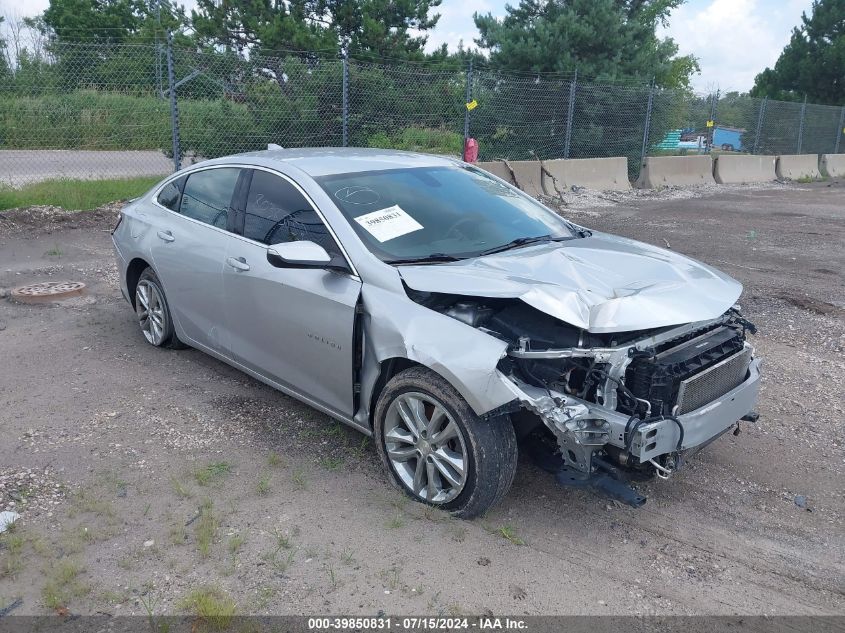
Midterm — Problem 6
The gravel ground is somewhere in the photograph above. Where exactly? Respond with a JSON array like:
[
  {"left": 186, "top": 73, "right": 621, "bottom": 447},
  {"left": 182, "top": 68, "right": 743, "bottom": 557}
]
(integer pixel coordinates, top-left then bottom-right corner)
[{"left": 0, "top": 181, "right": 843, "bottom": 618}]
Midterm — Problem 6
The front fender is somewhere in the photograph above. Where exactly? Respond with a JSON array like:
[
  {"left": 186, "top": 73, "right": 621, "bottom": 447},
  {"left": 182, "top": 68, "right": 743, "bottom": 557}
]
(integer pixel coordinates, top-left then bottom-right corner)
[{"left": 356, "top": 285, "right": 517, "bottom": 424}]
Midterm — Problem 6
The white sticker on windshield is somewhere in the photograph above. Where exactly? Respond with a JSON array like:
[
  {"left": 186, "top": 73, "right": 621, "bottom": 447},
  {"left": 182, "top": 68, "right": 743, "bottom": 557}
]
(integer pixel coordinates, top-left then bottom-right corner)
[{"left": 354, "top": 205, "right": 423, "bottom": 242}]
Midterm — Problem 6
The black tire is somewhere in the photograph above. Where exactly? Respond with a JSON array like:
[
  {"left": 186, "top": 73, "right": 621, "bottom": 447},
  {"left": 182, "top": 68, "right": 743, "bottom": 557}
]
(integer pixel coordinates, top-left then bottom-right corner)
[
  {"left": 134, "top": 267, "right": 187, "bottom": 349},
  {"left": 373, "top": 366, "right": 518, "bottom": 519}
]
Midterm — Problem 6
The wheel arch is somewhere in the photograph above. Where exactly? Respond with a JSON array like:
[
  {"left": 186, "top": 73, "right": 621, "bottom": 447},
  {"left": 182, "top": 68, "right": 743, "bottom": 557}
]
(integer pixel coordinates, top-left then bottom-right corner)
[{"left": 125, "top": 257, "right": 152, "bottom": 308}]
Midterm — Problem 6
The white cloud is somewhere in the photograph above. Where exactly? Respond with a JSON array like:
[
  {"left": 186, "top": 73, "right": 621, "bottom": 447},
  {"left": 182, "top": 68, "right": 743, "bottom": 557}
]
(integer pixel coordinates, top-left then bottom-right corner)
[
  {"left": 660, "top": 0, "right": 813, "bottom": 93},
  {"left": 423, "top": 0, "right": 499, "bottom": 52}
]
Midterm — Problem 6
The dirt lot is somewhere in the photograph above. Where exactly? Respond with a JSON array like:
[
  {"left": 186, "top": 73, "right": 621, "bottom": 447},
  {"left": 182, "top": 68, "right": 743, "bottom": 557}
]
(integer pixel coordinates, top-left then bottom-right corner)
[{"left": 0, "top": 181, "right": 843, "bottom": 617}]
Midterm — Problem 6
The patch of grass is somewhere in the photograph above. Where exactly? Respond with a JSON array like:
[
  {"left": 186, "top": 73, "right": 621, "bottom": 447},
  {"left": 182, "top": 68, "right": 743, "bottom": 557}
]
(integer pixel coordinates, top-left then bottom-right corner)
[
  {"left": 41, "top": 559, "right": 89, "bottom": 610},
  {"left": 256, "top": 474, "right": 271, "bottom": 496},
  {"left": 267, "top": 452, "right": 284, "bottom": 468},
  {"left": 194, "top": 462, "right": 232, "bottom": 486},
  {"left": 319, "top": 456, "right": 344, "bottom": 471},
  {"left": 179, "top": 585, "right": 237, "bottom": 631},
  {"left": 194, "top": 500, "right": 218, "bottom": 558},
  {"left": 0, "top": 176, "right": 161, "bottom": 211}
]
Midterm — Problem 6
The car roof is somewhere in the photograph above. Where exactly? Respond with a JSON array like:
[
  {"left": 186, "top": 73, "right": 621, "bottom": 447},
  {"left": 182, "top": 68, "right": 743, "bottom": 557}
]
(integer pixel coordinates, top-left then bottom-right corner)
[{"left": 203, "top": 147, "right": 461, "bottom": 178}]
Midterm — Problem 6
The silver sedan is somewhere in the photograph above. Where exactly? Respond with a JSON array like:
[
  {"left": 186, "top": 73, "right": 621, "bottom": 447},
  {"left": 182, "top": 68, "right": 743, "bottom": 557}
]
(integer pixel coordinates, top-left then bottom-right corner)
[{"left": 112, "top": 148, "right": 761, "bottom": 517}]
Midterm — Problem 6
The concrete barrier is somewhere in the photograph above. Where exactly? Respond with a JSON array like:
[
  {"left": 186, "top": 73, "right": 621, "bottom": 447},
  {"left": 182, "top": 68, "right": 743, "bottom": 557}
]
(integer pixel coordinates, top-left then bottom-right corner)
[
  {"left": 476, "top": 161, "right": 516, "bottom": 185},
  {"left": 713, "top": 154, "right": 777, "bottom": 184},
  {"left": 820, "top": 154, "right": 845, "bottom": 178},
  {"left": 635, "top": 155, "right": 714, "bottom": 188},
  {"left": 541, "top": 157, "right": 631, "bottom": 194},
  {"left": 506, "top": 160, "right": 544, "bottom": 198},
  {"left": 776, "top": 154, "right": 821, "bottom": 180}
]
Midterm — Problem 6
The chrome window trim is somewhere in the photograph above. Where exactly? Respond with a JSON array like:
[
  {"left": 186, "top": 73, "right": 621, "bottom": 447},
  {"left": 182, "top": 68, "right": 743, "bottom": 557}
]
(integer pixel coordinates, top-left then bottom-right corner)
[{"left": 151, "top": 163, "right": 361, "bottom": 279}]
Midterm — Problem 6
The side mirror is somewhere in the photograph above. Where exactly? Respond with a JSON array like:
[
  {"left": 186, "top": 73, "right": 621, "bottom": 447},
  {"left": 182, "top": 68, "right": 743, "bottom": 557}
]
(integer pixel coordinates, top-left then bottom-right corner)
[{"left": 266, "top": 241, "right": 348, "bottom": 272}]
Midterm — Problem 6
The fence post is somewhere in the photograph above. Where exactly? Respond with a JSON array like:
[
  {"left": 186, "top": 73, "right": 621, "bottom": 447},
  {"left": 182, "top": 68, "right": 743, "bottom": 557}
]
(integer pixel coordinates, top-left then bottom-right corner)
[
  {"left": 707, "top": 89, "right": 719, "bottom": 152},
  {"left": 463, "top": 59, "right": 473, "bottom": 155},
  {"left": 166, "top": 31, "right": 181, "bottom": 172},
  {"left": 341, "top": 53, "right": 349, "bottom": 147},
  {"left": 563, "top": 69, "right": 577, "bottom": 159},
  {"left": 836, "top": 106, "right": 845, "bottom": 154},
  {"left": 753, "top": 96, "right": 767, "bottom": 155},
  {"left": 639, "top": 80, "right": 655, "bottom": 166},
  {"left": 797, "top": 95, "right": 807, "bottom": 153}
]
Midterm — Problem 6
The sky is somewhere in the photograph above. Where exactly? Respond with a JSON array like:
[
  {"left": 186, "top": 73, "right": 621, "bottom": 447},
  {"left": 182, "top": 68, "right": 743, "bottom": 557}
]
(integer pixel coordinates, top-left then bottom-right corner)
[{"left": 8, "top": 0, "right": 815, "bottom": 93}]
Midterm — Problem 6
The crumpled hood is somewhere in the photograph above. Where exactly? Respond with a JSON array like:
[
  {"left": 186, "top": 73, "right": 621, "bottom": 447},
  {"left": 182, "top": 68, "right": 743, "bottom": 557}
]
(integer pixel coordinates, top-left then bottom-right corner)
[{"left": 398, "top": 232, "right": 742, "bottom": 333}]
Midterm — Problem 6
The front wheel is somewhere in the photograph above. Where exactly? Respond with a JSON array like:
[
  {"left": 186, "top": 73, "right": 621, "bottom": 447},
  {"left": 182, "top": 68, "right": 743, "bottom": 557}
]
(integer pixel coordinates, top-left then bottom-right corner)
[
  {"left": 134, "top": 268, "right": 186, "bottom": 349},
  {"left": 374, "top": 366, "right": 518, "bottom": 518}
]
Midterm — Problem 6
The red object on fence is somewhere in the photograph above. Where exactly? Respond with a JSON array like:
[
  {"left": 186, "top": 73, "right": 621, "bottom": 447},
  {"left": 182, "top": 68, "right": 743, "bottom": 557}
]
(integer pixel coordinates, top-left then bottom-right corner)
[{"left": 463, "top": 138, "right": 478, "bottom": 163}]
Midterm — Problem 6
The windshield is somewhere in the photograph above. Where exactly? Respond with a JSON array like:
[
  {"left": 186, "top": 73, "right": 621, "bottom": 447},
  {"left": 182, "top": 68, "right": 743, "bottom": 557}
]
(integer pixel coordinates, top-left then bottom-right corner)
[{"left": 316, "top": 165, "right": 576, "bottom": 262}]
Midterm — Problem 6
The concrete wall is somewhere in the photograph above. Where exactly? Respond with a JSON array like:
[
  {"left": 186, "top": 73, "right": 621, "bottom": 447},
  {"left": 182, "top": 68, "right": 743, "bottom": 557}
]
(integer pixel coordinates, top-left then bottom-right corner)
[
  {"left": 820, "top": 154, "right": 845, "bottom": 178},
  {"left": 713, "top": 155, "right": 777, "bottom": 184},
  {"left": 475, "top": 161, "right": 516, "bottom": 185},
  {"left": 635, "top": 155, "right": 714, "bottom": 188},
  {"left": 506, "top": 160, "right": 545, "bottom": 198},
  {"left": 542, "top": 157, "right": 631, "bottom": 194},
  {"left": 776, "top": 154, "right": 821, "bottom": 180}
]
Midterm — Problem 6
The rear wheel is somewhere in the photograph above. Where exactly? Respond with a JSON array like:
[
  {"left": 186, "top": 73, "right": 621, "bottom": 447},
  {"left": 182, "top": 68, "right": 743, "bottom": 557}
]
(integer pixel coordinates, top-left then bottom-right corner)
[
  {"left": 134, "top": 268, "right": 186, "bottom": 349},
  {"left": 374, "top": 366, "right": 518, "bottom": 518}
]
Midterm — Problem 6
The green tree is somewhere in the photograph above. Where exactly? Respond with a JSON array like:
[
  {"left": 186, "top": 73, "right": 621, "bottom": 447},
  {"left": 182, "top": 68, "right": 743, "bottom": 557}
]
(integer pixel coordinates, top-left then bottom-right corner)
[
  {"left": 191, "top": 0, "right": 441, "bottom": 59},
  {"left": 751, "top": 0, "right": 844, "bottom": 106},
  {"left": 474, "top": 0, "right": 698, "bottom": 88}
]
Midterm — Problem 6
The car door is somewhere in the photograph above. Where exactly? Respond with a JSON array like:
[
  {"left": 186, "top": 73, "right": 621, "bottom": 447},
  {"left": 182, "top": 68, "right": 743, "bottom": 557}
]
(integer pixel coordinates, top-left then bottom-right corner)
[
  {"left": 222, "top": 168, "right": 362, "bottom": 418},
  {"left": 150, "top": 166, "right": 241, "bottom": 355}
]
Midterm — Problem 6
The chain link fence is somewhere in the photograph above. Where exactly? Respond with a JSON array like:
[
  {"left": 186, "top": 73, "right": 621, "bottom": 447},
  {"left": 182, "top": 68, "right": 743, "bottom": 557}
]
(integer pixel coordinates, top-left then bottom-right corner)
[{"left": 1, "top": 40, "right": 843, "bottom": 186}]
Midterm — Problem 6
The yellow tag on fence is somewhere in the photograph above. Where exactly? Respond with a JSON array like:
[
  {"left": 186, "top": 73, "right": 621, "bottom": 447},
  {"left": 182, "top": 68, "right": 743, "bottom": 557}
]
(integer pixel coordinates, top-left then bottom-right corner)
[
  {"left": 466, "top": 99, "right": 478, "bottom": 111},
  {"left": 706, "top": 120, "right": 714, "bottom": 128}
]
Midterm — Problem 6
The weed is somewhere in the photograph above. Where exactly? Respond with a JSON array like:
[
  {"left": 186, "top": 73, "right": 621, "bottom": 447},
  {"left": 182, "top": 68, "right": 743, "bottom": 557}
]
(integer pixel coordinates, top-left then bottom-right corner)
[
  {"left": 386, "top": 514, "right": 406, "bottom": 529},
  {"left": 41, "top": 559, "right": 89, "bottom": 610},
  {"left": 496, "top": 525, "right": 525, "bottom": 546},
  {"left": 227, "top": 534, "right": 245, "bottom": 554},
  {"left": 194, "top": 500, "right": 218, "bottom": 558},
  {"left": 169, "top": 521, "right": 188, "bottom": 546},
  {"left": 319, "top": 456, "right": 344, "bottom": 471},
  {"left": 170, "top": 478, "right": 193, "bottom": 499},
  {"left": 71, "top": 490, "right": 116, "bottom": 520},
  {"left": 194, "top": 462, "right": 232, "bottom": 486},
  {"left": 267, "top": 452, "right": 284, "bottom": 468},
  {"left": 253, "top": 585, "right": 276, "bottom": 610},
  {"left": 0, "top": 532, "right": 24, "bottom": 579},
  {"left": 291, "top": 468, "right": 308, "bottom": 490},
  {"left": 340, "top": 549, "right": 355, "bottom": 566},
  {"left": 324, "top": 423, "right": 345, "bottom": 439},
  {"left": 351, "top": 436, "right": 371, "bottom": 460},
  {"left": 45, "top": 243, "right": 63, "bottom": 258},
  {"left": 256, "top": 474, "right": 271, "bottom": 496},
  {"left": 326, "top": 565, "right": 339, "bottom": 589},
  {"left": 179, "top": 585, "right": 237, "bottom": 631}
]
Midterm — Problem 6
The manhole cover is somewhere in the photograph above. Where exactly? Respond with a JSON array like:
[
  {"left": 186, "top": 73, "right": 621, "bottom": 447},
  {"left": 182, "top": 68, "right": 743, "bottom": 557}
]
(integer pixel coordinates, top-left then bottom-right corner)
[{"left": 10, "top": 281, "right": 86, "bottom": 304}]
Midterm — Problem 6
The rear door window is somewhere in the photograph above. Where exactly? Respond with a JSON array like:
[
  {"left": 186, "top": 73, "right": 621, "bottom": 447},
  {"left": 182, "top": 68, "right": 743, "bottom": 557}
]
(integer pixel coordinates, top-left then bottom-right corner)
[
  {"left": 179, "top": 168, "right": 240, "bottom": 229},
  {"left": 243, "top": 170, "right": 340, "bottom": 257},
  {"left": 156, "top": 176, "right": 184, "bottom": 211}
]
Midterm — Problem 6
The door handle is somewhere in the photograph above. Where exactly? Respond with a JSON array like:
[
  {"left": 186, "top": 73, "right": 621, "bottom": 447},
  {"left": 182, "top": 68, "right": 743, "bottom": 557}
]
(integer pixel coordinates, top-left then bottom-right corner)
[
  {"left": 226, "top": 256, "right": 250, "bottom": 272},
  {"left": 157, "top": 230, "right": 175, "bottom": 243}
]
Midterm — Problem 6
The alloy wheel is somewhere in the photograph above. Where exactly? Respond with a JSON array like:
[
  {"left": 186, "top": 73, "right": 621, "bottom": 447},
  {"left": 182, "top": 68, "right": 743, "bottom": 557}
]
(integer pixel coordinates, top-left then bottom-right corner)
[
  {"left": 136, "top": 280, "right": 167, "bottom": 345},
  {"left": 383, "top": 392, "right": 468, "bottom": 504}
]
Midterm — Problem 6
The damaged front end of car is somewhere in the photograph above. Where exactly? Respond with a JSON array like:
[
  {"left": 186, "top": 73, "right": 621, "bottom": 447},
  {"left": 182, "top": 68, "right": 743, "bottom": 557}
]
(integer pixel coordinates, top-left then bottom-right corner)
[{"left": 404, "top": 289, "right": 762, "bottom": 507}]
